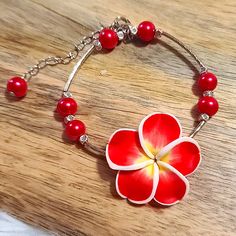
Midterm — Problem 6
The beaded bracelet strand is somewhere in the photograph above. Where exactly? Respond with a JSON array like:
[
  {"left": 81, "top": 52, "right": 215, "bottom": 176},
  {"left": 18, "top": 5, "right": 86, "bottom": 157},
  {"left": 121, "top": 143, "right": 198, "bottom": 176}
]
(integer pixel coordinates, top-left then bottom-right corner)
[{"left": 6, "top": 17, "right": 219, "bottom": 206}]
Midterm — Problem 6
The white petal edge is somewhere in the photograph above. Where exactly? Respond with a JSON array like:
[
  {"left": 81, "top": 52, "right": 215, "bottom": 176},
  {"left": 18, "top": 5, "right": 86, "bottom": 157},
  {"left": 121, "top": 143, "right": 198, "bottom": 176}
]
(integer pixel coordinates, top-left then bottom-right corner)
[
  {"left": 157, "top": 136, "right": 202, "bottom": 177},
  {"left": 116, "top": 163, "right": 159, "bottom": 204},
  {"left": 154, "top": 161, "right": 190, "bottom": 206},
  {"left": 106, "top": 128, "right": 153, "bottom": 171},
  {"left": 138, "top": 112, "right": 183, "bottom": 159}
]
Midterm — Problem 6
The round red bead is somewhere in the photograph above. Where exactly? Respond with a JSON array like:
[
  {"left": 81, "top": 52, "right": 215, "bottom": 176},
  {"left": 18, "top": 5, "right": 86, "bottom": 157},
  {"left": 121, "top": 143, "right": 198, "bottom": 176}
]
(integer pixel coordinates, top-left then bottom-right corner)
[
  {"left": 198, "top": 72, "right": 218, "bottom": 91},
  {"left": 99, "top": 28, "right": 118, "bottom": 50},
  {"left": 7, "top": 76, "right": 28, "bottom": 97},
  {"left": 65, "top": 120, "right": 86, "bottom": 141},
  {"left": 137, "top": 21, "right": 156, "bottom": 42},
  {"left": 57, "top": 97, "right": 77, "bottom": 117},
  {"left": 198, "top": 96, "right": 219, "bottom": 116}
]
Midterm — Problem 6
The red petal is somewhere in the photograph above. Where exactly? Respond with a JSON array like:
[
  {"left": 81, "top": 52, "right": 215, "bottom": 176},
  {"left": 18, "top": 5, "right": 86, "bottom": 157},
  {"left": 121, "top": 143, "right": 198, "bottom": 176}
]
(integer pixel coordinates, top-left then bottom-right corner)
[
  {"left": 139, "top": 113, "right": 182, "bottom": 158},
  {"left": 116, "top": 163, "right": 159, "bottom": 204},
  {"left": 106, "top": 129, "right": 153, "bottom": 170},
  {"left": 155, "top": 161, "right": 189, "bottom": 206},
  {"left": 159, "top": 137, "right": 201, "bottom": 176}
]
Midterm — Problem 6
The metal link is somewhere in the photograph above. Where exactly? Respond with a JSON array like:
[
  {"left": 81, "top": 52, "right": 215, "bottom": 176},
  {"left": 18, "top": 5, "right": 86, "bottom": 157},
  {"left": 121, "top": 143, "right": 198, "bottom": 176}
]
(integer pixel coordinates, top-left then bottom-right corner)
[{"left": 37, "top": 60, "right": 47, "bottom": 69}]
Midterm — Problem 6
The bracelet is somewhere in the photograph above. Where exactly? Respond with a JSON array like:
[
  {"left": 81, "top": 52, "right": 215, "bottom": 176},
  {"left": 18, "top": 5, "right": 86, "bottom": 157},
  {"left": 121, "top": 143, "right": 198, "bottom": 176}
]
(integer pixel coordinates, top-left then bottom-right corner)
[{"left": 6, "top": 17, "right": 219, "bottom": 206}]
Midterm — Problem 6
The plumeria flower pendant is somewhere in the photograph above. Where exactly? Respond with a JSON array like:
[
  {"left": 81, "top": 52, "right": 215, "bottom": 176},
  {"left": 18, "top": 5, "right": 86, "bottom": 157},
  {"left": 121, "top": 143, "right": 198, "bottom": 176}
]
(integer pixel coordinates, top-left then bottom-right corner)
[{"left": 106, "top": 113, "right": 201, "bottom": 206}]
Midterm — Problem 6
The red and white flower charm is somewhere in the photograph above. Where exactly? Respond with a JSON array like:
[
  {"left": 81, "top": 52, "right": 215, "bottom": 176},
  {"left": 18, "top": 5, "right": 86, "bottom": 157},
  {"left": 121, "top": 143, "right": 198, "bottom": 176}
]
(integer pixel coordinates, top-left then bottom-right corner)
[{"left": 106, "top": 113, "right": 201, "bottom": 206}]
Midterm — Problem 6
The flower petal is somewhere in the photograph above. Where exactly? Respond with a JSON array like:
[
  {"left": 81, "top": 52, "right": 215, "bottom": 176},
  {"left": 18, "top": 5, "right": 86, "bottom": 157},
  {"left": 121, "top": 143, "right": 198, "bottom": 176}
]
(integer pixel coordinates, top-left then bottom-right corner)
[
  {"left": 106, "top": 129, "right": 153, "bottom": 171},
  {"left": 158, "top": 137, "right": 201, "bottom": 176},
  {"left": 154, "top": 161, "right": 189, "bottom": 206},
  {"left": 116, "top": 163, "right": 159, "bottom": 204},
  {"left": 139, "top": 113, "right": 182, "bottom": 158}
]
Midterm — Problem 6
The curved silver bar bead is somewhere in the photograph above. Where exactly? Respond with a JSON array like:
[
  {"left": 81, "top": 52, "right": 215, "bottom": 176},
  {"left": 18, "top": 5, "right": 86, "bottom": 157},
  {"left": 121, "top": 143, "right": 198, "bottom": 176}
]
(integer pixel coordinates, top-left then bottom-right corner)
[{"left": 63, "top": 45, "right": 95, "bottom": 93}]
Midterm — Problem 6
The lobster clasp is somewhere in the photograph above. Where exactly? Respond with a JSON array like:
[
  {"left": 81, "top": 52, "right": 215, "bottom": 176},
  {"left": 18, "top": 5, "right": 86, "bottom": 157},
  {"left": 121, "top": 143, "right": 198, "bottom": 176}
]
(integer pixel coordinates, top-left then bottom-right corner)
[
  {"left": 111, "top": 16, "right": 137, "bottom": 42},
  {"left": 111, "top": 16, "right": 132, "bottom": 28}
]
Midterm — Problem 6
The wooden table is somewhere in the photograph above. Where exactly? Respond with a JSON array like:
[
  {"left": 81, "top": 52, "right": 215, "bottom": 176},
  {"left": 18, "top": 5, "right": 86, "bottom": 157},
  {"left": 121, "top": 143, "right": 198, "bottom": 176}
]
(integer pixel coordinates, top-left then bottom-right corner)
[{"left": 0, "top": 0, "right": 235, "bottom": 235}]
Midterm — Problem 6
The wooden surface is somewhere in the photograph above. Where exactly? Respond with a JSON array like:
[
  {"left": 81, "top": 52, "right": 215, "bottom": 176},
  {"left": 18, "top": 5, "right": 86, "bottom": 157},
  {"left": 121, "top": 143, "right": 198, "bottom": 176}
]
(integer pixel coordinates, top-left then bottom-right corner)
[{"left": 0, "top": 0, "right": 236, "bottom": 235}]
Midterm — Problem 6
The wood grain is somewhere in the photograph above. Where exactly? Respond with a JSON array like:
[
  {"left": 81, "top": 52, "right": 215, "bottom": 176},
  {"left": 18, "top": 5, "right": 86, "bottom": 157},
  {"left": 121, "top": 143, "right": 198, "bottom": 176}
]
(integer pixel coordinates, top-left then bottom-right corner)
[{"left": 0, "top": 0, "right": 236, "bottom": 235}]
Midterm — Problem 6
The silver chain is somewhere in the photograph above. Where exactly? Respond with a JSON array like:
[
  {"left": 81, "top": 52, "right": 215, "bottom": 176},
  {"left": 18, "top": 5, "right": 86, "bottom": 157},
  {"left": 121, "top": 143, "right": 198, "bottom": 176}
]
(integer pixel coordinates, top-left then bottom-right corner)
[{"left": 22, "top": 30, "right": 101, "bottom": 81}]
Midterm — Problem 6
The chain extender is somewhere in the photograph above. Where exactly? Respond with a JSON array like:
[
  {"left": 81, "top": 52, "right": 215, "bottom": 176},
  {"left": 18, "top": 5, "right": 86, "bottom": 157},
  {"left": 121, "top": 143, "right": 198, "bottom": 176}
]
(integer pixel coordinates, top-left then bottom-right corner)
[{"left": 22, "top": 30, "right": 101, "bottom": 81}]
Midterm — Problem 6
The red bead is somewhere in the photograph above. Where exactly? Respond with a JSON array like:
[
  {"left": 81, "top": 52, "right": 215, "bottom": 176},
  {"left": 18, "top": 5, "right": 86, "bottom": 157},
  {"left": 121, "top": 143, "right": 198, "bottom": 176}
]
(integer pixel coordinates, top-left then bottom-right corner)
[
  {"left": 65, "top": 120, "right": 86, "bottom": 141},
  {"left": 99, "top": 28, "right": 118, "bottom": 50},
  {"left": 137, "top": 21, "right": 156, "bottom": 42},
  {"left": 7, "top": 76, "right": 28, "bottom": 97},
  {"left": 57, "top": 97, "right": 77, "bottom": 117},
  {"left": 198, "top": 96, "right": 219, "bottom": 116},
  {"left": 198, "top": 72, "right": 218, "bottom": 91}
]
